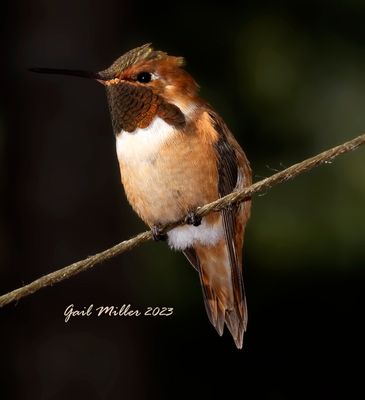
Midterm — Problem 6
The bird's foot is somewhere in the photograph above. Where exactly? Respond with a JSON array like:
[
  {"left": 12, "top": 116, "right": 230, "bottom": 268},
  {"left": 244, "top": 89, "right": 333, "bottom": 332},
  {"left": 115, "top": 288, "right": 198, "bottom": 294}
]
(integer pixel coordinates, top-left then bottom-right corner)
[
  {"left": 185, "top": 211, "right": 202, "bottom": 227},
  {"left": 151, "top": 225, "right": 168, "bottom": 241}
]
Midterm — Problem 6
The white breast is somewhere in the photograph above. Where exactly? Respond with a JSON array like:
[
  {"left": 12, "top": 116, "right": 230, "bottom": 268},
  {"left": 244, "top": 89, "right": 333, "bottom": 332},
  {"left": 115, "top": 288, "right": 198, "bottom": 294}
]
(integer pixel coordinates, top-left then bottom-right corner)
[
  {"left": 116, "top": 99, "right": 197, "bottom": 165},
  {"left": 116, "top": 117, "right": 176, "bottom": 165}
]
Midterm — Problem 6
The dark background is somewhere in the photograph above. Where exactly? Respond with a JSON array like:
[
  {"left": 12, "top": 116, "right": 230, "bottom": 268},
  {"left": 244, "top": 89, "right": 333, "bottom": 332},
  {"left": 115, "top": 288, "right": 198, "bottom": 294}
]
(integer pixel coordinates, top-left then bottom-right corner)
[{"left": 1, "top": 1, "right": 364, "bottom": 399}]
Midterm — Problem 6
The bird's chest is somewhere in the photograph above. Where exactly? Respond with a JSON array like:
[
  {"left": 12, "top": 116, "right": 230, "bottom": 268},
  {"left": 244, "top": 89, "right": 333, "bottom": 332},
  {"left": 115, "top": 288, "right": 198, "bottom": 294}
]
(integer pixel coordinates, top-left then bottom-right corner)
[{"left": 116, "top": 117, "right": 218, "bottom": 225}]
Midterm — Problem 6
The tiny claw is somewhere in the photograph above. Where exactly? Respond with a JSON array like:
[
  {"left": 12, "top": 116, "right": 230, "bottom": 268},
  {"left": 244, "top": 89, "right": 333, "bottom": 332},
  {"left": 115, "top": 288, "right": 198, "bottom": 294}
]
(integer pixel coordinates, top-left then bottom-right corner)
[
  {"left": 151, "top": 225, "right": 167, "bottom": 241},
  {"left": 185, "top": 211, "right": 202, "bottom": 227}
]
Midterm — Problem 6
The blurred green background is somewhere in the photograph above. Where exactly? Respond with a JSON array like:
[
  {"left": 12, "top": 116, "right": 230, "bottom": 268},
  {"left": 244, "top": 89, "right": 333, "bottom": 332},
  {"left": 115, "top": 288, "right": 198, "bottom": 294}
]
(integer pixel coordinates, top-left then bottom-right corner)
[{"left": 0, "top": 0, "right": 364, "bottom": 399}]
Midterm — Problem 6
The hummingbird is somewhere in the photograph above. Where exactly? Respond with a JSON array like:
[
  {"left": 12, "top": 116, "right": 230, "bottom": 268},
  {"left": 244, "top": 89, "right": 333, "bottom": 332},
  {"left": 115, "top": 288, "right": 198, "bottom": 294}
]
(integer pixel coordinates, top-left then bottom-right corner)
[{"left": 30, "top": 43, "right": 252, "bottom": 348}]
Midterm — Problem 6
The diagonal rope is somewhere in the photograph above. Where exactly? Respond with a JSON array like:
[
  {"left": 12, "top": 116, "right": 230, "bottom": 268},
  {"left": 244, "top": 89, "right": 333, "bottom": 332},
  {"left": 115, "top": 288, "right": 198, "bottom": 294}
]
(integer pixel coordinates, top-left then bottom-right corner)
[{"left": 1, "top": 133, "right": 364, "bottom": 308}]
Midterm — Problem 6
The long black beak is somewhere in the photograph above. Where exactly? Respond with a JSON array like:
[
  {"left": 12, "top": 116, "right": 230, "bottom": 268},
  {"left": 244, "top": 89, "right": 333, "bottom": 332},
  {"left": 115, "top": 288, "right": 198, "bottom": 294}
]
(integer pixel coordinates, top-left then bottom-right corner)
[{"left": 28, "top": 67, "right": 107, "bottom": 81}]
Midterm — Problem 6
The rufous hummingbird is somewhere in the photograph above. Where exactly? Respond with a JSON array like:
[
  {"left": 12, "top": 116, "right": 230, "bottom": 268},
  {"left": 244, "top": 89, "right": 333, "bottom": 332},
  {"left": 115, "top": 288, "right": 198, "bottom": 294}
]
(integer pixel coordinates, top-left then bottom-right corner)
[{"left": 30, "top": 43, "right": 252, "bottom": 348}]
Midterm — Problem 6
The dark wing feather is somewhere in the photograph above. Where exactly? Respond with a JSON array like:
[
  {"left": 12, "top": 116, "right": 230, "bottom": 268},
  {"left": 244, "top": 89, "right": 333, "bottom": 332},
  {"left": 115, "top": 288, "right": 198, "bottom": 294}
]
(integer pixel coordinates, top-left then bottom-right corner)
[{"left": 209, "top": 111, "right": 247, "bottom": 346}]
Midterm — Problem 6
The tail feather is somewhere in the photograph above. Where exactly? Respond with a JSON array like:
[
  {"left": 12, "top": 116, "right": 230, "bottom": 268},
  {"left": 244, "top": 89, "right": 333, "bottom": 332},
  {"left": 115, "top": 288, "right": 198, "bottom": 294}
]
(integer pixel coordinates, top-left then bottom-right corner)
[
  {"left": 225, "top": 299, "right": 247, "bottom": 349},
  {"left": 200, "top": 269, "right": 246, "bottom": 348},
  {"left": 192, "top": 239, "right": 247, "bottom": 348},
  {"left": 199, "top": 276, "right": 225, "bottom": 336}
]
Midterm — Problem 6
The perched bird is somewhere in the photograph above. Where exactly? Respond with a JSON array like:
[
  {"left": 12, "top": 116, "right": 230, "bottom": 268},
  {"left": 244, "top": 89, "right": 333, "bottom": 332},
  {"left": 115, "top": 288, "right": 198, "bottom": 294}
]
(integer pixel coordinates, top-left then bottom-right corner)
[{"left": 30, "top": 44, "right": 252, "bottom": 348}]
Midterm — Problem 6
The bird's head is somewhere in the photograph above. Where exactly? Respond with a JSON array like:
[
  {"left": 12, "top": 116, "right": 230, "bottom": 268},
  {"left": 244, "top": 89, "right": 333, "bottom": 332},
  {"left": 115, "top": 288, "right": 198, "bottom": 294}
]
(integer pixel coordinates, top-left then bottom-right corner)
[{"left": 31, "top": 43, "right": 200, "bottom": 134}]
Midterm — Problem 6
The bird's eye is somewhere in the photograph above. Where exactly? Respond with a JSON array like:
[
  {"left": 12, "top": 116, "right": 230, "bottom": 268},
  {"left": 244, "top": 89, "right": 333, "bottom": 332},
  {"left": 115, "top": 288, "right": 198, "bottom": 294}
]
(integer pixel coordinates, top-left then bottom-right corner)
[{"left": 136, "top": 72, "right": 152, "bottom": 83}]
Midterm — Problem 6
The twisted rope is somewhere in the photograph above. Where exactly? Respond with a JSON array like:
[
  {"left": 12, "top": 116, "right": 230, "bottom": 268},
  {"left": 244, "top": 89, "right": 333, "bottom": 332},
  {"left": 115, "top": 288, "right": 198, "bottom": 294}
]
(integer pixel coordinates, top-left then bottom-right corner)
[{"left": 1, "top": 133, "right": 364, "bottom": 308}]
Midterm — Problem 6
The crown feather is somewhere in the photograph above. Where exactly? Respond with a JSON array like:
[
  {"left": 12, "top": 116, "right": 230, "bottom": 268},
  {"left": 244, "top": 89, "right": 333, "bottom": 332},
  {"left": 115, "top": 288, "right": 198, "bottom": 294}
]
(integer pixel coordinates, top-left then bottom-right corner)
[{"left": 99, "top": 43, "right": 167, "bottom": 79}]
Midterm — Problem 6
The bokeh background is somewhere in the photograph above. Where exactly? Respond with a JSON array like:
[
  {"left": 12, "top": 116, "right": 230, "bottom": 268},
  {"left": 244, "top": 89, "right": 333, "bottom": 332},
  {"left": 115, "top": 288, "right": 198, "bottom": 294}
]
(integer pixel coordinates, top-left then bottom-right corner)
[{"left": 1, "top": 1, "right": 364, "bottom": 399}]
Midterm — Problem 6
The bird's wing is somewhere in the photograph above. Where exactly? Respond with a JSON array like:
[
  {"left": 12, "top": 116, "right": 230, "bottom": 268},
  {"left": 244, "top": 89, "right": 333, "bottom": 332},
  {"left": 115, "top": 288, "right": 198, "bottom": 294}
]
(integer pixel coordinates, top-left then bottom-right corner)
[{"left": 204, "top": 111, "right": 251, "bottom": 347}]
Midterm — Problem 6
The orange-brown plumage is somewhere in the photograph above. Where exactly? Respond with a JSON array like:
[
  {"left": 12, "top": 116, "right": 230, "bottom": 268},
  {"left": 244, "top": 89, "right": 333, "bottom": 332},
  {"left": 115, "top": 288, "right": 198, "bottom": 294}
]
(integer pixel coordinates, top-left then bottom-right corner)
[
  {"left": 32, "top": 43, "right": 252, "bottom": 348},
  {"left": 107, "top": 45, "right": 252, "bottom": 348},
  {"left": 118, "top": 110, "right": 220, "bottom": 225}
]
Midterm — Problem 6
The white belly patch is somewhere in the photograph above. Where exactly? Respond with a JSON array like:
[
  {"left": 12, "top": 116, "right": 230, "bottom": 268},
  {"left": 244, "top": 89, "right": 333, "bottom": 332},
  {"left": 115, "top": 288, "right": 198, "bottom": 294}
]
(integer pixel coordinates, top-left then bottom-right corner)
[{"left": 168, "top": 219, "right": 224, "bottom": 250}]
